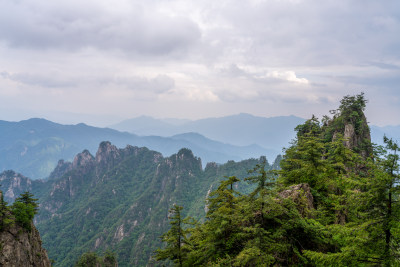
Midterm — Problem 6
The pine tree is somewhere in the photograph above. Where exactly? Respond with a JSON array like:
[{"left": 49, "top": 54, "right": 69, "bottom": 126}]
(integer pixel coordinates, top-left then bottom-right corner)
[
  {"left": 245, "top": 158, "right": 275, "bottom": 226},
  {"left": 155, "top": 204, "right": 194, "bottom": 266},
  {"left": 365, "top": 136, "right": 400, "bottom": 265},
  {"left": 0, "top": 189, "right": 12, "bottom": 231},
  {"left": 15, "top": 191, "right": 39, "bottom": 213},
  {"left": 186, "top": 176, "right": 242, "bottom": 265},
  {"left": 11, "top": 191, "right": 39, "bottom": 231},
  {"left": 74, "top": 251, "right": 99, "bottom": 267}
]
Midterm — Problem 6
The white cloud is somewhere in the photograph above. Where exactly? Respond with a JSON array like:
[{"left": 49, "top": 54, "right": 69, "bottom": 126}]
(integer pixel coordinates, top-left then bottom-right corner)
[{"left": 266, "top": 71, "right": 309, "bottom": 84}]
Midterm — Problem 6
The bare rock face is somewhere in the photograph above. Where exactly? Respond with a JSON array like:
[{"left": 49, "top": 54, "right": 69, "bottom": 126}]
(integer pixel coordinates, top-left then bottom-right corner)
[
  {"left": 279, "top": 183, "right": 314, "bottom": 217},
  {"left": 333, "top": 111, "right": 372, "bottom": 159},
  {"left": 95, "top": 141, "right": 121, "bottom": 164},
  {"left": 73, "top": 149, "right": 95, "bottom": 169},
  {"left": 0, "top": 170, "right": 32, "bottom": 203},
  {"left": 48, "top": 159, "right": 73, "bottom": 180},
  {"left": 343, "top": 118, "right": 372, "bottom": 158},
  {"left": 343, "top": 124, "right": 356, "bottom": 148},
  {"left": 0, "top": 221, "right": 51, "bottom": 267}
]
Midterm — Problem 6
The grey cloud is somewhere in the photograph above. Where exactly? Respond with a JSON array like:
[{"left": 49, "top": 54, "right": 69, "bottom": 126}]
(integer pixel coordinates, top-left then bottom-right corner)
[
  {"left": 200, "top": 0, "right": 400, "bottom": 66},
  {"left": 111, "top": 74, "right": 175, "bottom": 94},
  {"left": 0, "top": 1, "right": 201, "bottom": 55},
  {"left": 326, "top": 70, "right": 400, "bottom": 90},
  {"left": 220, "top": 64, "right": 248, "bottom": 77},
  {"left": 0, "top": 70, "right": 175, "bottom": 96},
  {"left": 1, "top": 71, "right": 77, "bottom": 88},
  {"left": 368, "top": 62, "right": 400, "bottom": 70}
]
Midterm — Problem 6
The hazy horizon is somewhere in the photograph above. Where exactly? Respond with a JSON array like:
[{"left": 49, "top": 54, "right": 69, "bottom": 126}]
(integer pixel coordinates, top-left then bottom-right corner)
[{"left": 2, "top": 112, "right": 400, "bottom": 129}]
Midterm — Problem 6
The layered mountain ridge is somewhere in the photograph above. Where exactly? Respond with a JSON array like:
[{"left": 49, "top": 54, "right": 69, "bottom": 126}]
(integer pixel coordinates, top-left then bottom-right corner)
[
  {"left": 0, "top": 118, "right": 272, "bottom": 179},
  {"left": 0, "top": 142, "right": 266, "bottom": 266},
  {"left": 2, "top": 114, "right": 397, "bottom": 180}
]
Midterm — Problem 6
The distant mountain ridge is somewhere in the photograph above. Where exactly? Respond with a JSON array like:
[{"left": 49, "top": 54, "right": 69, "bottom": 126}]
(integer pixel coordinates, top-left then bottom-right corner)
[
  {"left": 0, "top": 118, "right": 273, "bottom": 179},
  {"left": 1, "top": 115, "right": 398, "bottom": 180},
  {"left": 111, "top": 113, "right": 400, "bottom": 151},
  {"left": 110, "top": 113, "right": 306, "bottom": 150},
  {"left": 370, "top": 125, "right": 400, "bottom": 146}
]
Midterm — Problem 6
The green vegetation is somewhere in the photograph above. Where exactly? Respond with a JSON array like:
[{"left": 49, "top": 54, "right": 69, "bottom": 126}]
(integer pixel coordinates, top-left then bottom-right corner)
[
  {"left": 0, "top": 190, "right": 39, "bottom": 232},
  {"left": 74, "top": 250, "right": 117, "bottom": 267},
  {"left": 156, "top": 94, "right": 400, "bottom": 266},
  {"left": 11, "top": 192, "right": 39, "bottom": 231},
  {"left": 0, "top": 190, "right": 12, "bottom": 231},
  {"left": 155, "top": 205, "right": 195, "bottom": 266},
  {"left": 31, "top": 144, "right": 269, "bottom": 266}
]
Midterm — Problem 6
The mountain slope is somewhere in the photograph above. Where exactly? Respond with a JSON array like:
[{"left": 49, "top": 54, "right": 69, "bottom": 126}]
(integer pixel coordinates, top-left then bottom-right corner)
[{"left": 0, "top": 143, "right": 265, "bottom": 266}]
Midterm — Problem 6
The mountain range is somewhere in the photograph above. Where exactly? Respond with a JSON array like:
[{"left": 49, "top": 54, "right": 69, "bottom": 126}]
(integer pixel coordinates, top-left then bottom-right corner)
[
  {"left": 110, "top": 113, "right": 306, "bottom": 149},
  {"left": 0, "top": 118, "right": 274, "bottom": 179},
  {"left": 110, "top": 113, "right": 400, "bottom": 151},
  {"left": 1, "top": 114, "right": 399, "bottom": 180},
  {"left": 0, "top": 143, "right": 269, "bottom": 266}
]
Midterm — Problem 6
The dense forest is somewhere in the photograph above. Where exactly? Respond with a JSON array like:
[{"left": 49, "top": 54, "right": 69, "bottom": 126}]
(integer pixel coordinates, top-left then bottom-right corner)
[{"left": 156, "top": 93, "right": 400, "bottom": 266}]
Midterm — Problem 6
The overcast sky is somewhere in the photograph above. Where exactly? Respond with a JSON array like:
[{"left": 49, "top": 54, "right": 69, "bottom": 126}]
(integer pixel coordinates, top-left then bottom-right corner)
[{"left": 0, "top": 0, "right": 399, "bottom": 127}]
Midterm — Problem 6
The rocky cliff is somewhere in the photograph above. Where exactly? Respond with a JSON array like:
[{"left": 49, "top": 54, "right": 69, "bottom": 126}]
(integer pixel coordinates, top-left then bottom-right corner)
[
  {"left": 0, "top": 191, "right": 51, "bottom": 267},
  {"left": 0, "top": 170, "right": 33, "bottom": 203},
  {"left": 319, "top": 94, "right": 373, "bottom": 159}
]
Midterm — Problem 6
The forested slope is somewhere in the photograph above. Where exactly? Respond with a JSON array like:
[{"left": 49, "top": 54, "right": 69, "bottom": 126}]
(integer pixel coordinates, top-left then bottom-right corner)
[
  {"left": 155, "top": 93, "right": 400, "bottom": 266},
  {"left": 1, "top": 141, "right": 270, "bottom": 266}
]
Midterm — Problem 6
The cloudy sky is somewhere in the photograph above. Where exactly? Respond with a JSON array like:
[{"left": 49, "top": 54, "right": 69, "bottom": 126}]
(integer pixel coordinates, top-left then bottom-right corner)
[{"left": 0, "top": 0, "right": 399, "bottom": 126}]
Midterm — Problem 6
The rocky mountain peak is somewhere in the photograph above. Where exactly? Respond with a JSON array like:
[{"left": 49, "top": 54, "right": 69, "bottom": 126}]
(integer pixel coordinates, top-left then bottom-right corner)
[
  {"left": 175, "top": 148, "right": 202, "bottom": 171},
  {"left": 177, "top": 148, "right": 195, "bottom": 159},
  {"left": 48, "top": 159, "right": 73, "bottom": 180},
  {"left": 72, "top": 149, "right": 94, "bottom": 169},
  {"left": 205, "top": 162, "right": 218, "bottom": 170},
  {"left": 341, "top": 112, "right": 372, "bottom": 158},
  {"left": 327, "top": 93, "right": 373, "bottom": 158},
  {"left": 95, "top": 141, "right": 121, "bottom": 164}
]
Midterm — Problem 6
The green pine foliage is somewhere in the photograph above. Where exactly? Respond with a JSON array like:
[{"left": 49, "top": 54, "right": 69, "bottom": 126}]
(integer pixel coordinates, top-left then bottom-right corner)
[
  {"left": 74, "top": 252, "right": 99, "bottom": 267},
  {"left": 0, "top": 190, "right": 39, "bottom": 232},
  {"left": 74, "top": 250, "right": 118, "bottom": 267},
  {"left": 0, "top": 190, "right": 12, "bottom": 230},
  {"left": 155, "top": 204, "right": 195, "bottom": 266},
  {"left": 156, "top": 93, "right": 400, "bottom": 266}
]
